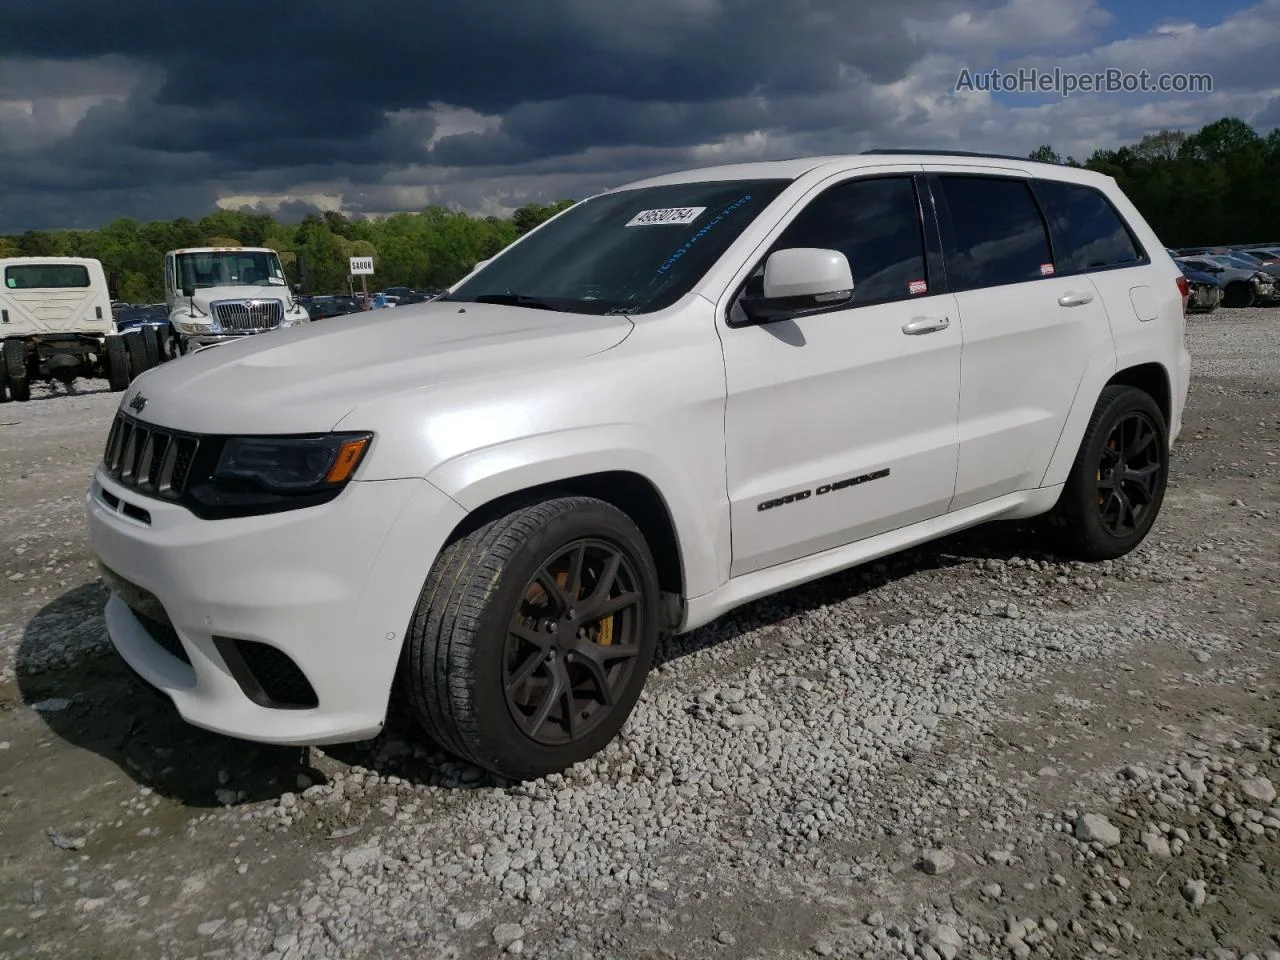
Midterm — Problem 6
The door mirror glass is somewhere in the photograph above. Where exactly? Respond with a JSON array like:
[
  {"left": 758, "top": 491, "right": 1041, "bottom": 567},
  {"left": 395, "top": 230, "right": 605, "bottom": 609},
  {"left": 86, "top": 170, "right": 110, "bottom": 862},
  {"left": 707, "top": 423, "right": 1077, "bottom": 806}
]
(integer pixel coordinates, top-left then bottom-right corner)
[
  {"left": 741, "top": 248, "right": 854, "bottom": 323},
  {"left": 182, "top": 285, "right": 195, "bottom": 299}
]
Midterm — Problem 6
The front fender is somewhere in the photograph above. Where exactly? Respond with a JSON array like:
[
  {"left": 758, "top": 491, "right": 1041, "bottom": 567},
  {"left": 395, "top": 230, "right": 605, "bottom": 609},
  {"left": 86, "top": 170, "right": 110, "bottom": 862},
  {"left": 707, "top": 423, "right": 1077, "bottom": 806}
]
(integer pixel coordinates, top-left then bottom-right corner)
[{"left": 424, "top": 424, "right": 727, "bottom": 600}]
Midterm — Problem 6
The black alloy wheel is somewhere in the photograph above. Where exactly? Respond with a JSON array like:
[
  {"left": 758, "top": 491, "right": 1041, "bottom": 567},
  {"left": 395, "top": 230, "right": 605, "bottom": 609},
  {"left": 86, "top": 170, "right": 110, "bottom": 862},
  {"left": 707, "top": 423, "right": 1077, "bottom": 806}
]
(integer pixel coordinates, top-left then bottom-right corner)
[
  {"left": 502, "top": 539, "right": 646, "bottom": 746},
  {"left": 1095, "top": 411, "right": 1165, "bottom": 538}
]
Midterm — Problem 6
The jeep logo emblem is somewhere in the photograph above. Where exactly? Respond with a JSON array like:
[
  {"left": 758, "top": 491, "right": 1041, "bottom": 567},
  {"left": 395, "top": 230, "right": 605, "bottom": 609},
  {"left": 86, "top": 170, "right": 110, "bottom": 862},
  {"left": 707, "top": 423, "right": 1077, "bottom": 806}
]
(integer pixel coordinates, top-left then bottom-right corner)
[{"left": 128, "top": 393, "right": 147, "bottom": 414}]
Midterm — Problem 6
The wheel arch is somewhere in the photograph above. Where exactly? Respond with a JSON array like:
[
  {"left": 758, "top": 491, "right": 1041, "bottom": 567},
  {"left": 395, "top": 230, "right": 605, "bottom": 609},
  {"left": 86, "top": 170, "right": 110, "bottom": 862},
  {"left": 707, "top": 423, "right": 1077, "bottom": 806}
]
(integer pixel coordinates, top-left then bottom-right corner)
[
  {"left": 426, "top": 433, "right": 726, "bottom": 629},
  {"left": 1040, "top": 354, "right": 1173, "bottom": 489}
]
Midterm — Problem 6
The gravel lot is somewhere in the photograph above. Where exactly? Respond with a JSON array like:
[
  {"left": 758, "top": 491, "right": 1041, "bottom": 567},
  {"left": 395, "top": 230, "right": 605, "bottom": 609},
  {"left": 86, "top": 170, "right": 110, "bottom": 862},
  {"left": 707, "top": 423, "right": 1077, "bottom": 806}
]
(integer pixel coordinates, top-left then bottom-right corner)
[{"left": 2, "top": 308, "right": 1278, "bottom": 960}]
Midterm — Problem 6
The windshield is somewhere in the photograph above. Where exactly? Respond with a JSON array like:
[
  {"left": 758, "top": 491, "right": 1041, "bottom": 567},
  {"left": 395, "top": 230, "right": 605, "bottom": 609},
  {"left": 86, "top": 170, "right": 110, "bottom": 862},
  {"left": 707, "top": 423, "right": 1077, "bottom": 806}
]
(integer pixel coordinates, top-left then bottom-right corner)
[
  {"left": 176, "top": 251, "right": 287, "bottom": 290},
  {"left": 446, "top": 179, "right": 790, "bottom": 315}
]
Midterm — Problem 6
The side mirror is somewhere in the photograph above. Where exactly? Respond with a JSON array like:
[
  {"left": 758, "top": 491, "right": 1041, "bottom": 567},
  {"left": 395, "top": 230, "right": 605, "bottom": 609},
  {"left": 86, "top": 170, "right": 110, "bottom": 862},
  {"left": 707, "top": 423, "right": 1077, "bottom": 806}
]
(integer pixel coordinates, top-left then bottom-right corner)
[
  {"left": 291, "top": 282, "right": 302, "bottom": 295},
  {"left": 740, "top": 248, "right": 854, "bottom": 323},
  {"left": 182, "top": 285, "right": 195, "bottom": 299}
]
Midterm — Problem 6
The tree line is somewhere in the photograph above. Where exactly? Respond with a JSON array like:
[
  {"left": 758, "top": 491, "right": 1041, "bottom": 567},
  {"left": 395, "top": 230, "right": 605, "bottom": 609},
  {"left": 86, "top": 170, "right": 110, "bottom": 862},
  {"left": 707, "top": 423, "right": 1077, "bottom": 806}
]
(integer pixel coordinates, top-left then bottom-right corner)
[
  {"left": 0, "top": 201, "right": 574, "bottom": 303},
  {"left": 1028, "top": 116, "right": 1280, "bottom": 247},
  {"left": 2, "top": 116, "right": 1278, "bottom": 302}
]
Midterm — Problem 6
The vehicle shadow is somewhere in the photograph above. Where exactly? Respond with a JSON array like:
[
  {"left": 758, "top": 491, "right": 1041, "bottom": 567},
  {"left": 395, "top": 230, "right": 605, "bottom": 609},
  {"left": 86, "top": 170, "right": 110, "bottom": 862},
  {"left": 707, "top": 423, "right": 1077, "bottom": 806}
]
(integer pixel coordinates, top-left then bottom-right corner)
[
  {"left": 14, "top": 582, "right": 327, "bottom": 808},
  {"left": 16, "top": 520, "right": 1056, "bottom": 801}
]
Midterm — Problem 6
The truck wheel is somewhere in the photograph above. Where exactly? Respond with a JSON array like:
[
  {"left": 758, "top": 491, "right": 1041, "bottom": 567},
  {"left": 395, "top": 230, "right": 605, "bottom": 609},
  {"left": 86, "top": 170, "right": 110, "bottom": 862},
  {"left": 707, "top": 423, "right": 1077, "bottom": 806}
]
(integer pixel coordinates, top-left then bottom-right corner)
[
  {"left": 0, "top": 350, "right": 8, "bottom": 402},
  {"left": 1045, "top": 385, "right": 1169, "bottom": 562},
  {"left": 2, "top": 340, "right": 30, "bottom": 402},
  {"left": 403, "top": 496, "right": 661, "bottom": 780},
  {"left": 104, "top": 335, "right": 130, "bottom": 392},
  {"left": 141, "top": 326, "right": 162, "bottom": 367},
  {"left": 123, "top": 331, "right": 150, "bottom": 380}
]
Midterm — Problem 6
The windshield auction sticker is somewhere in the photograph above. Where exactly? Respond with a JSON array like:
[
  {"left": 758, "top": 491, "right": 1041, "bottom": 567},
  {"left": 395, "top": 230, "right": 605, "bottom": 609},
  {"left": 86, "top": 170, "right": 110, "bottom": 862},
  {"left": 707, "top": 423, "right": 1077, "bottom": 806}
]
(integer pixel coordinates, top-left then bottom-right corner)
[{"left": 626, "top": 207, "right": 707, "bottom": 227}]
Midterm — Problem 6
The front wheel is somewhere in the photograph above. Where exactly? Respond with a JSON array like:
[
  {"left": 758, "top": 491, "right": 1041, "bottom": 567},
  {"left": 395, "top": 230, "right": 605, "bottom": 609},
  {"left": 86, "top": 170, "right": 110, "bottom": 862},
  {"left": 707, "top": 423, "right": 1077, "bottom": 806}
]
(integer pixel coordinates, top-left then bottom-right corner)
[
  {"left": 403, "top": 496, "right": 661, "bottom": 780},
  {"left": 2, "top": 340, "right": 30, "bottom": 402},
  {"left": 1046, "top": 385, "right": 1169, "bottom": 561}
]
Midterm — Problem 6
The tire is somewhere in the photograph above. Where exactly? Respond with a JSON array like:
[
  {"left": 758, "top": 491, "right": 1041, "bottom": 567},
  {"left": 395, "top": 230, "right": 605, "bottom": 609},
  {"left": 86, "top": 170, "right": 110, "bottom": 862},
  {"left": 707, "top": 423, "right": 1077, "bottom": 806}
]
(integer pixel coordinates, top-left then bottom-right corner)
[
  {"left": 403, "top": 496, "right": 661, "bottom": 780},
  {"left": 2, "top": 339, "right": 30, "bottom": 402},
  {"left": 1045, "top": 385, "right": 1169, "bottom": 561},
  {"left": 1223, "top": 282, "right": 1255, "bottom": 308},
  {"left": 0, "top": 350, "right": 8, "bottom": 403},
  {"left": 104, "top": 335, "right": 130, "bottom": 392},
  {"left": 141, "top": 326, "right": 162, "bottom": 367},
  {"left": 123, "top": 330, "right": 150, "bottom": 380}
]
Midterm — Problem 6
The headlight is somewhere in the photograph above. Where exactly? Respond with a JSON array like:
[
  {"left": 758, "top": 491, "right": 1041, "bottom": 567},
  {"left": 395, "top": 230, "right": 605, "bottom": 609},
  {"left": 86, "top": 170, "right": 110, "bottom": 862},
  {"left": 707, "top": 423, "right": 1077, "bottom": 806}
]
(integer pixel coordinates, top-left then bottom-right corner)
[
  {"left": 180, "top": 320, "right": 215, "bottom": 334},
  {"left": 214, "top": 434, "right": 372, "bottom": 493}
]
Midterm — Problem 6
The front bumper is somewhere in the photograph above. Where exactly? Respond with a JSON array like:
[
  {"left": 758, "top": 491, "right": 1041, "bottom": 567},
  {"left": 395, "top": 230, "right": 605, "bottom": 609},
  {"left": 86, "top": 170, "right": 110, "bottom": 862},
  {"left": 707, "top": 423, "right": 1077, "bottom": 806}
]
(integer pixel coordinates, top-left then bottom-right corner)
[{"left": 86, "top": 468, "right": 466, "bottom": 745}]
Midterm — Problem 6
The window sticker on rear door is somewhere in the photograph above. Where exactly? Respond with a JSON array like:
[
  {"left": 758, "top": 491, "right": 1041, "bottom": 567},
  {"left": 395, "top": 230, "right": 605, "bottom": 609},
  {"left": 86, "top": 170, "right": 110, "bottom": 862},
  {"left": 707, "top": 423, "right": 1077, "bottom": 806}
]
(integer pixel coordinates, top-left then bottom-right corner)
[
  {"left": 909, "top": 279, "right": 928, "bottom": 295},
  {"left": 1040, "top": 262, "right": 1056, "bottom": 275},
  {"left": 626, "top": 207, "right": 707, "bottom": 227}
]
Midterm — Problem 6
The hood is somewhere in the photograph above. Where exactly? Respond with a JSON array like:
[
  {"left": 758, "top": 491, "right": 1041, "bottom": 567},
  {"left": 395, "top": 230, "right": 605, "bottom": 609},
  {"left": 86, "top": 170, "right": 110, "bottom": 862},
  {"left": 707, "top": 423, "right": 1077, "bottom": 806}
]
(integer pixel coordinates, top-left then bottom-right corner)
[{"left": 123, "top": 301, "right": 633, "bottom": 435}]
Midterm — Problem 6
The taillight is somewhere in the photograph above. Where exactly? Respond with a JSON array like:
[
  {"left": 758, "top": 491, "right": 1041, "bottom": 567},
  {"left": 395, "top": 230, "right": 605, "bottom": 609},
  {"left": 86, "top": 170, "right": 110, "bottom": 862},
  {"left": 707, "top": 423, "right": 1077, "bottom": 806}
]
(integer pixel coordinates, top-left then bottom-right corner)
[{"left": 1176, "top": 275, "right": 1190, "bottom": 307}]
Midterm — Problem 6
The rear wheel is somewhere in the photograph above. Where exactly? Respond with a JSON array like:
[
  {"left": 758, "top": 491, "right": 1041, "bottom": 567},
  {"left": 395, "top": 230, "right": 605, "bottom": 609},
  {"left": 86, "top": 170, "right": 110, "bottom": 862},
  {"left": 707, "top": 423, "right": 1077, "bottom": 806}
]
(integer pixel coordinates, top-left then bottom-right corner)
[
  {"left": 2, "top": 340, "right": 30, "bottom": 402},
  {"left": 403, "top": 496, "right": 661, "bottom": 780},
  {"left": 0, "top": 350, "right": 8, "bottom": 402},
  {"left": 1046, "top": 385, "right": 1169, "bottom": 561},
  {"left": 1223, "top": 281, "right": 1255, "bottom": 308},
  {"left": 123, "top": 331, "right": 150, "bottom": 380},
  {"left": 104, "top": 335, "right": 129, "bottom": 392},
  {"left": 141, "top": 326, "right": 162, "bottom": 367}
]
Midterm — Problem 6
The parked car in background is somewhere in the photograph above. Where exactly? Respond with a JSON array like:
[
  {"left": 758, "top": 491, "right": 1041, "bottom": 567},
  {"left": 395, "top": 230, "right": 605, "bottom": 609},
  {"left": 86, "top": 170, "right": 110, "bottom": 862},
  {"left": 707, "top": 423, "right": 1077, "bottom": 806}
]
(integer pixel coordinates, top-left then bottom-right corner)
[
  {"left": 1177, "top": 262, "right": 1222, "bottom": 314},
  {"left": 303, "top": 295, "right": 363, "bottom": 321},
  {"left": 1240, "top": 248, "right": 1280, "bottom": 265},
  {"left": 1208, "top": 252, "right": 1280, "bottom": 281},
  {"left": 113, "top": 302, "right": 173, "bottom": 367},
  {"left": 1177, "top": 256, "right": 1277, "bottom": 307}
]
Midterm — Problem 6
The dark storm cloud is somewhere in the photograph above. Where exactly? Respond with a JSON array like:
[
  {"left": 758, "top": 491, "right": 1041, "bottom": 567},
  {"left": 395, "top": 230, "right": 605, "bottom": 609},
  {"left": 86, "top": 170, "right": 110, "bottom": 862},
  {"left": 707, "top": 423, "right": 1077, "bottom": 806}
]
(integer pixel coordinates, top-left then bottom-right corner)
[{"left": 16, "top": 0, "right": 1247, "bottom": 231}]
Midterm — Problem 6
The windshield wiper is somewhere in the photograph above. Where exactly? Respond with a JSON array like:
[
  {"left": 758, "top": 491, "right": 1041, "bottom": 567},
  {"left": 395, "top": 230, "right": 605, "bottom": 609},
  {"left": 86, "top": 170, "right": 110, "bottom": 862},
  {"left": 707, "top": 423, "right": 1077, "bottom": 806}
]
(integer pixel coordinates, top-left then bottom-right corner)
[{"left": 468, "top": 293, "right": 563, "bottom": 311}]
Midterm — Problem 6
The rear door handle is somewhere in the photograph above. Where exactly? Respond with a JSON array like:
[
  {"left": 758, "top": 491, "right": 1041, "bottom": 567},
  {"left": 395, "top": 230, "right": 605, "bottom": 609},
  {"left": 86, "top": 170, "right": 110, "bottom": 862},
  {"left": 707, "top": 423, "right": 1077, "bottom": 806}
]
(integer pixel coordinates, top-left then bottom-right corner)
[
  {"left": 901, "top": 316, "right": 951, "bottom": 335},
  {"left": 1057, "top": 292, "right": 1094, "bottom": 307}
]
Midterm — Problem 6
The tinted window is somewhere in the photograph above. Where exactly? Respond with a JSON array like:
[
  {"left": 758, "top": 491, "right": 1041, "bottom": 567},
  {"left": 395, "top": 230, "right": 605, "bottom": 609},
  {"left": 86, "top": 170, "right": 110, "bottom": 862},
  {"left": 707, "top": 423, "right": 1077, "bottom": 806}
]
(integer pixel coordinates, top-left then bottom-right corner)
[
  {"left": 5, "top": 264, "right": 91, "bottom": 289},
  {"left": 767, "top": 176, "right": 928, "bottom": 305},
  {"left": 448, "top": 179, "right": 790, "bottom": 315},
  {"left": 938, "top": 176, "right": 1053, "bottom": 291},
  {"left": 1035, "top": 180, "right": 1144, "bottom": 271}
]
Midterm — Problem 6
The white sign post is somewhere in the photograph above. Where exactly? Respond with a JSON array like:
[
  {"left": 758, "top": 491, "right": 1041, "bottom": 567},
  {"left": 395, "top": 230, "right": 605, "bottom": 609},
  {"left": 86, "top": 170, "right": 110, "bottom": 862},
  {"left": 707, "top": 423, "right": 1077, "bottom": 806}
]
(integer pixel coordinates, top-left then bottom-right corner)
[{"left": 349, "top": 256, "right": 374, "bottom": 308}]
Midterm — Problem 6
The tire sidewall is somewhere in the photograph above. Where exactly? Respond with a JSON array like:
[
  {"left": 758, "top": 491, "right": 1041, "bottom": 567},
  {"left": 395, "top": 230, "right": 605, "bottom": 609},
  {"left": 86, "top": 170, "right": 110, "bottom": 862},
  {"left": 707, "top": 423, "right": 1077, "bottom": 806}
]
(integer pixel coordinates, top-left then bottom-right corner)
[
  {"left": 1072, "top": 389, "right": 1169, "bottom": 555},
  {"left": 467, "top": 502, "right": 661, "bottom": 778}
]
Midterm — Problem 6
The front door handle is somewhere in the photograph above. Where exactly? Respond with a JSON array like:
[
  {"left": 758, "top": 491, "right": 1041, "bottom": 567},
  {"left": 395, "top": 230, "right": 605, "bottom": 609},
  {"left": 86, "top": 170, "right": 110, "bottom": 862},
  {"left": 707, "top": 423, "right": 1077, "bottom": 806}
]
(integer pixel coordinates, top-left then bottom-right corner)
[
  {"left": 901, "top": 316, "right": 951, "bottom": 335},
  {"left": 1057, "top": 291, "right": 1095, "bottom": 307}
]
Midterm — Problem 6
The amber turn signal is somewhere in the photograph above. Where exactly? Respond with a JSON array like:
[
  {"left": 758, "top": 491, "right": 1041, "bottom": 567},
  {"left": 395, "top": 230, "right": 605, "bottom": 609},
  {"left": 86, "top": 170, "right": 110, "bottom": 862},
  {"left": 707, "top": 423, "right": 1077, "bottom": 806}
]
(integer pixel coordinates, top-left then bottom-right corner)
[{"left": 325, "top": 437, "right": 371, "bottom": 483}]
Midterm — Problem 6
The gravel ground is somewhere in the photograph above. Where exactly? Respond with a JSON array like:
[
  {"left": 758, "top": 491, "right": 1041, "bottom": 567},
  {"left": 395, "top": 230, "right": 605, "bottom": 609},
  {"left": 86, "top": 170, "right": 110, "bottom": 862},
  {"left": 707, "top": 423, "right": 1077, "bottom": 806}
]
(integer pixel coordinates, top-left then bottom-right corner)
[{"left": 1, "top": 308, "right": 1278, "bottom": 960}]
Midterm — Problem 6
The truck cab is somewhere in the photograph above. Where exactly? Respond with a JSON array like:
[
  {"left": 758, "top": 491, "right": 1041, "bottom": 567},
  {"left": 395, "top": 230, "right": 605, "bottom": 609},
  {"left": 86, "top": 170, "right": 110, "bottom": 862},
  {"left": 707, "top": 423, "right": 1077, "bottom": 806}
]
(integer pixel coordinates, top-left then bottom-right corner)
[{"left": 164, "top": 246, "right": 310, "bottom": 356}]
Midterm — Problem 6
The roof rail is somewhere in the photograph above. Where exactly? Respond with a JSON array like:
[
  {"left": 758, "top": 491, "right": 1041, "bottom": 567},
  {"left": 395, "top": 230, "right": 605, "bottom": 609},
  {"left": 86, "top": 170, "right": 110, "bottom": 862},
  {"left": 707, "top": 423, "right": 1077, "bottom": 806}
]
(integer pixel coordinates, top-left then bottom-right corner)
[{"left": 861, "top": 148, "right": 1038, "bottom": 163}]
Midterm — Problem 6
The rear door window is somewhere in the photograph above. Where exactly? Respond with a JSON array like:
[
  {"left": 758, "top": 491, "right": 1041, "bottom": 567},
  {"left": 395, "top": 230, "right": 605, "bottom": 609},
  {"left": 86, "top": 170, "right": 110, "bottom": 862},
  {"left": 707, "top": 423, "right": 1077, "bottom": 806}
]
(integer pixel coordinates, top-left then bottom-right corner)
[{"left": 935, "top": 176, "right": 1054, "bottom": 291}]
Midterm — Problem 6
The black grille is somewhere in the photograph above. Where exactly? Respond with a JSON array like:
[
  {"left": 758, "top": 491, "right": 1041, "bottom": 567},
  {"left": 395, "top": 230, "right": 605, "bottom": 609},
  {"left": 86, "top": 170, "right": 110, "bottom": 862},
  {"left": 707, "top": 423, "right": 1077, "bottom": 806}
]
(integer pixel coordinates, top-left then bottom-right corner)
[
  {"left": 102, "top": 411, "right": 200, "bottom": 501},
  {"left": 135, "top": 610, "right": 192, "bottom": 666},
  {"left": 214, "top": 637, "right": 319, "bottom": 709}
]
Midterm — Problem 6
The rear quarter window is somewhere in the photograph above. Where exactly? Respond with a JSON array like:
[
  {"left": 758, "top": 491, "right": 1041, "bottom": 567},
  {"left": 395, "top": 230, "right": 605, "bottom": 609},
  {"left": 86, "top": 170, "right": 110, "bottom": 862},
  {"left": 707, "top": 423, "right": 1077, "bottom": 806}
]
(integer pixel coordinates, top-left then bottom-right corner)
[{"left": 1033, "top": 180, "right": 1147, "bottom": 273}]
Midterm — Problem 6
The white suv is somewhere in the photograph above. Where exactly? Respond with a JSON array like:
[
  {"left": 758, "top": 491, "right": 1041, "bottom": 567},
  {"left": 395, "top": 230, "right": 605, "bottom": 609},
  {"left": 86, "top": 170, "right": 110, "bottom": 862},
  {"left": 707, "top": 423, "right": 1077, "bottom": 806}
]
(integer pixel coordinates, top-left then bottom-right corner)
[{"left": 86, "top": 151, "right": 1192, "bottom": 779}]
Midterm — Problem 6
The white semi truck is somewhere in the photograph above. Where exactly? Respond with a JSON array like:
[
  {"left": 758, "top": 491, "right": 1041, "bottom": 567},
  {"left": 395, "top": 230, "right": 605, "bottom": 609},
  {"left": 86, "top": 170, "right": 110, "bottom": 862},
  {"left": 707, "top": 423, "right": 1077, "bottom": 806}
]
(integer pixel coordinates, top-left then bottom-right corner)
[
  {"left": 163, "top": 246, "right": 310, "bottom": 357},
  {"left": 0, "top": 256, "right": 148, "bottom": 402}
]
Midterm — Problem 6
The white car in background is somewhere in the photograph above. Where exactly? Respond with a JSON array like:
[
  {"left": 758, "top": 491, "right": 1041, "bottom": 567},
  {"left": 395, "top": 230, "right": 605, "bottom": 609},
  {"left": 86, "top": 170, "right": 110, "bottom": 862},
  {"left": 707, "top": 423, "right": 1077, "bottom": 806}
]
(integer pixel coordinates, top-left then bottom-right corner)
[{"left": 88, "top": 150, "right": 1190, "bottom": 780}]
